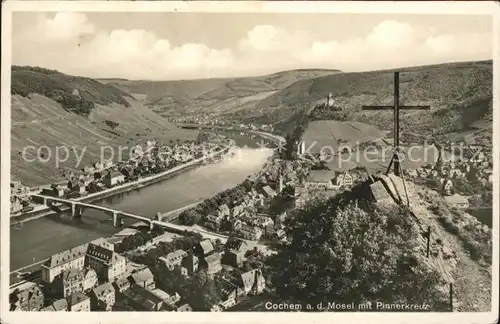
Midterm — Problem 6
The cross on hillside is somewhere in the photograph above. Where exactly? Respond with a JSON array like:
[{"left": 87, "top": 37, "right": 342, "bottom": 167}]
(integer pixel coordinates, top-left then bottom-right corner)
[{"left": 362, "top": 72, "right": 430, "bottom": 176}]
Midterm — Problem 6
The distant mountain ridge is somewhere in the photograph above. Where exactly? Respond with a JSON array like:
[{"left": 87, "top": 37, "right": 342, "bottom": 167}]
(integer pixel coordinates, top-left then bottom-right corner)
[
  {"left": 10, "top": 66, "right": 197, "bottom": 186},
  {"left": 265, "top": 60, "right": 493, "bottom": 145},
  {"left": 12, "top": 66, "right": 135, "bottom": 117},
  {"left": 99, "top": 69, "right": 342, "bottom": 118}
]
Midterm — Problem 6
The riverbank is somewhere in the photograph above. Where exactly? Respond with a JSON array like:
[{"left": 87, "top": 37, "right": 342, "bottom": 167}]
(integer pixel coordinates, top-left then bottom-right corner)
[{"left": 11, "top": 142, "right": 233, "bottom": 225}]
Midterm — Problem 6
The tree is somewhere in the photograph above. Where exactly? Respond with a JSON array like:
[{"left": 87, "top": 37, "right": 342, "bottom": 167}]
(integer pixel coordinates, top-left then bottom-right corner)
[
  {"left": 180, "top": 210, "right": 202, "bottom": 225},
  {"left": 268, "top": 198, "right": 449, "bottom": 311}
]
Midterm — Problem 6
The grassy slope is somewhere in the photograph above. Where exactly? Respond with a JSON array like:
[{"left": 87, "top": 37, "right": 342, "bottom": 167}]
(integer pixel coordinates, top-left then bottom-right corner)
[
  {"left": 10, "top": 67, "right": 198, "bottom": 186},
  {"left": 99, "top": 69, "right": 340, "bottom": 118},
  {"left": 265, "top": 60, "right": 492, "bottom": 145}
]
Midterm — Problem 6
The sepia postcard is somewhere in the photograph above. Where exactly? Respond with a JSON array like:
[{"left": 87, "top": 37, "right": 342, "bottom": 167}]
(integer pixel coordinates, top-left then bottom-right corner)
[{"left": 1, "top": 1, "right": 499, "bottom": 324}]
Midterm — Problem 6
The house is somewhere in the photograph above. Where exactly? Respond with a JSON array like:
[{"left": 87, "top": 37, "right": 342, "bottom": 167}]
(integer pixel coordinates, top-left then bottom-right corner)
[
  {"left": 9, "top": 282, "right": 44, "bottom": 311},
  {"left": 150, "top": 287, "right": 181, "bottom": 306},
  {"left": 471, "top": 151, "right": 486, "bottom": 163},
  {"left": 305, "top": 170, "right": 337, "bottom": 189},
  {"left": 41, "top": 184, "right": 65, "bottom": 198},
  {"left": 449, "top": 168, "right": 463, "bottom": 178},
  {"left": 67, "top": 179, "right": 86, "bottom": 195},
  {"left": 104, "top": 236, "right": 124, "bottom": 249},
  {"left": 254, "top": 214, "right": 274, "bottom": 228},
  {"left": 181, "top": 253, "right": 199, "bottom": 274},
  {"left": 335, "top": 172, "right": 353, "bottom": 187},
  {"left": 121, "top": 285, "right": 163, "bottom": 311},
  {"left": 417, "top": 168, "right": 429, "bottom": 178},
  {"left": 239, "top": 225, "right": 263, "bottom": 241},
  {"left": 176, "top": 303, "right": 193, "bottom": 312},
  {"left": 104, "top": 170, "right": 125, "bottom": 188},
  {"left": 232, "top": 204, "right": 246, "bottom": 217},
  {"left": 67, "top": 292, "right": 91, "bottom": 312},
  {"left": 222, "top": 238, "right": 248, "bottom": 267},
  {"left": 103, "top": 160, "right": 113, "bottom": 169},
  {"left": 439, "top": 178, "right": 454, "bottom": 196},
  {"left": 41, "top": 245, "right": 87, "bottom": 284},
  {"left": 218, "top": 204, "right": 230, "bottom": 217},
  {"left": 83, "top": 165, "right": 95, "bottom": 175},
  {"left": 82, "top": 268, "right": 98, "bottom": 292},
  {"left": 194, "top": 239, "right": 215, "bottom": 258},
  {"left": 93, "top": 161, "right": 104, "bottom": 171},
  {"left": 90, "top": 282, "right": 115, "bottom": 311},
  {"left": 10, "top": 196, "right": 23, "bottom": 214},
  {"left": 129, "top": 268, "right": 155, "bottom": 289},
  {"left": 53, "top": 298, "right": 69, "bottom": 311},
  {"left": 86, "top": 243, "right": 127, "bottom": 282},
  {"left": 112, "top": 277, "right": 131, "bottom": 293},
  {"left": 53, "top": 268, "right": 85, "bottom": 298},
  {"left": 201, "top": 253, "right": 223, "bottom": 275},
  {"left": 87, "top": 237, "right": 115, "bottom": 251},
  {"left": 405, "top": 169, "right": 418, "bottom": 178},
  {"left": 239, "top": 269, "right": 266, "bottom": 295},
  {"left": 261, "top": 185, "right": 277, "bottom": 199},
  {"left": 159, "top": 250, "right": 188, "bottom": 270},
  {"left": 444, "top": 194, "right": 470, "bottom": 209},
  {"left": 274, "top": 229, "right": 287, "bottom": 242},
  {"left": 204, "top": 214, "right": 223, "bottom": 231}
]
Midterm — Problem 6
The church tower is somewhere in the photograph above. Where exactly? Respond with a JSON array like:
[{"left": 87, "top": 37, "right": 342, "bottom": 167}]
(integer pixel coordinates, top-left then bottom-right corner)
[
  {"left": 296, "top": 141, "right": 305, "bottom": 156},
  {"left": 327, "top": 92, "right": 334, "bottom": 107}
]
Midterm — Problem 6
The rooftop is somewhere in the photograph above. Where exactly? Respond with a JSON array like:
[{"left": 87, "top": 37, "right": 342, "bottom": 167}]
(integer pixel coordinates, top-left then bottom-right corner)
[
  {"left": 198, "top": 239, "right": 214, "bottom": 255},
  {"left": 306, "top": 170, "right": 338, "bottom": 183},
  {"left": 262, "top": 185, "right": 276, "bottom": 196},
  {"left": 53, "top": 298, "right": 68, "bottom": 311},
  {"left": 67, "top": 291, "right": 89, "bottom": 306},
  {"left": 445, "top": 194, "right": 470, "bottom": 204},
  {"left": 44, "top": 244, "right": 87, "bottom": 268},
  {"left": 130, "top": 267, "right": 154, "bottom": 283},
  {"left": 93, "top": 282, "right": 115, "bottom": 299},
  {"left": 9, "top": 281, "right": 36, "bottom": 295},
  {"left": 62, "top": 268, "right": 84, "bottom": 282},
  {"left": 122, "top": 285, "right": 163, "bottom": 309},
  {"left": 205, "top": 253, "right": 221, "bottom": 264}
]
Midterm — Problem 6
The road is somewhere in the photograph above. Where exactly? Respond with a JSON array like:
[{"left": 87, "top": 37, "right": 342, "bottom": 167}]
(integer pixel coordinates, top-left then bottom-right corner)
[{"left": 15, "top": 142, "right": 232, "bottom": 222}]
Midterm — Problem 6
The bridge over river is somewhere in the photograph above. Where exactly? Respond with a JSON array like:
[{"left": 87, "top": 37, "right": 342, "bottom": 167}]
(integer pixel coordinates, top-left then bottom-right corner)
[
  {"left": 31, "top": 194, "right": 234, "bottom": 241},
  {"left": 177, "top": 124, "right": 286, "bottom": 146}
]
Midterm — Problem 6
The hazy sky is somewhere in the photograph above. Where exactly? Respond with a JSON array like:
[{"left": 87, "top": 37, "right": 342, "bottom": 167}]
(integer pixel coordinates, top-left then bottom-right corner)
[{"left": 12, "top": 12, "right": 493, "bottom": 80}]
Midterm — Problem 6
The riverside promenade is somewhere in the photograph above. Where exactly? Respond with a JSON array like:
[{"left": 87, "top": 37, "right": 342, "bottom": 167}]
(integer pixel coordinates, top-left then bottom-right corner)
[{"left": 11, "top": 141, "right": 234, "bottom": 224}]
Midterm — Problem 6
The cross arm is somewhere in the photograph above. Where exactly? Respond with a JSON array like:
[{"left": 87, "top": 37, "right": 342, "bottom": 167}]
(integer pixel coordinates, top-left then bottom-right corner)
[{"left": 362, "top": 105, "right": 431, "bottom": 110}]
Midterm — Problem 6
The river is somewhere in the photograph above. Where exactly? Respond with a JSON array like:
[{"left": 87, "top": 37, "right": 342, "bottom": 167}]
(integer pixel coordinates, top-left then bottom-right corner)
[{"left": 9, "top": 131, "right": 275, "bottom": 271}]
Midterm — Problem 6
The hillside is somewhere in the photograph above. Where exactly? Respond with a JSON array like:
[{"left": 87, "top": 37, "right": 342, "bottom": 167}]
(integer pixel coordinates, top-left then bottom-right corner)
[
  {"left": 99, "top": 69, "right": 340, "bottom": 118},
  {"left": 263, "top": 60, "right": 492, "bottom": 145},
  {"left": 10, "top": 66, "right": 198, "bottom": 186}
]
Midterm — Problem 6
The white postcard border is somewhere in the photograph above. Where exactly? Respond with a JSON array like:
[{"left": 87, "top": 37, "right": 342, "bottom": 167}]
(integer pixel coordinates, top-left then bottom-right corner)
[{"left": 1, "top": 1, "right": 499, "bottom": 324}]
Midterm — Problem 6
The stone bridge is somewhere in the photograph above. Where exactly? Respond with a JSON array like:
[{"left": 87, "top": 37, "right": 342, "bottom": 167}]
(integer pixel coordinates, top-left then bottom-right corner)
[
  {"left": 30, "top": 194, "right": 232, "bottom": 237},
  {"left": 31, "top": 194, "right": 153, "bottom": 229}
]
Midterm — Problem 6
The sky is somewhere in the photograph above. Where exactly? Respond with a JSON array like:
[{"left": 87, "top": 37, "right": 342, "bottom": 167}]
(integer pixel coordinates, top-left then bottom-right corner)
[{"left": 11, "top": 12, "right": 493, "bottom": 80}]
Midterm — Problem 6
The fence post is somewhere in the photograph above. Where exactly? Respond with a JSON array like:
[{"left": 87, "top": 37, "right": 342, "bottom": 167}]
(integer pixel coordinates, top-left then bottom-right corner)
[
  {"left": 449, "top": 283, "right": 453, "bottom": 311},
  {"left": 426, "top": 225, "right": 432, "bottom": 258}
]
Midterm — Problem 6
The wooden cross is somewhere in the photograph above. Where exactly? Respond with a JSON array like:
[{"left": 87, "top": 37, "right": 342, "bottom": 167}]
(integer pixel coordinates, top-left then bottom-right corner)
[{"left": 362, "top": 72, "right": 430, "bottom": 176}]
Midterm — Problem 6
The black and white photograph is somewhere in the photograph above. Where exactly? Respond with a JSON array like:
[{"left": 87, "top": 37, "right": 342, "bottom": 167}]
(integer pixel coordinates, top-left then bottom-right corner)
[{"left": 1, "top": 1, "right": 498, "bottom": 322}]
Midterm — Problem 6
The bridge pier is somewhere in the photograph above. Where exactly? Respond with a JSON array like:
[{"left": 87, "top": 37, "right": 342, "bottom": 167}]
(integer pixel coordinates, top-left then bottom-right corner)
[
  {"left": 113, "top": 212, "right": 123, "bottom": 227},
  {"left": 149, "top": 221, "right": 154, "bottom": 231},
  {"left": 71, "top": 203, "right": 83, "bottom": 218}
]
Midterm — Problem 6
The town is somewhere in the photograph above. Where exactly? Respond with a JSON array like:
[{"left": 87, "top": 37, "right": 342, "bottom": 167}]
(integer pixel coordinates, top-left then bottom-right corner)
[
  {"left": 9, "top": 117, "right": 493, "bottom": 312},
  {"left": 10, "top": 135, "right": 229, "bottom": 217}
]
